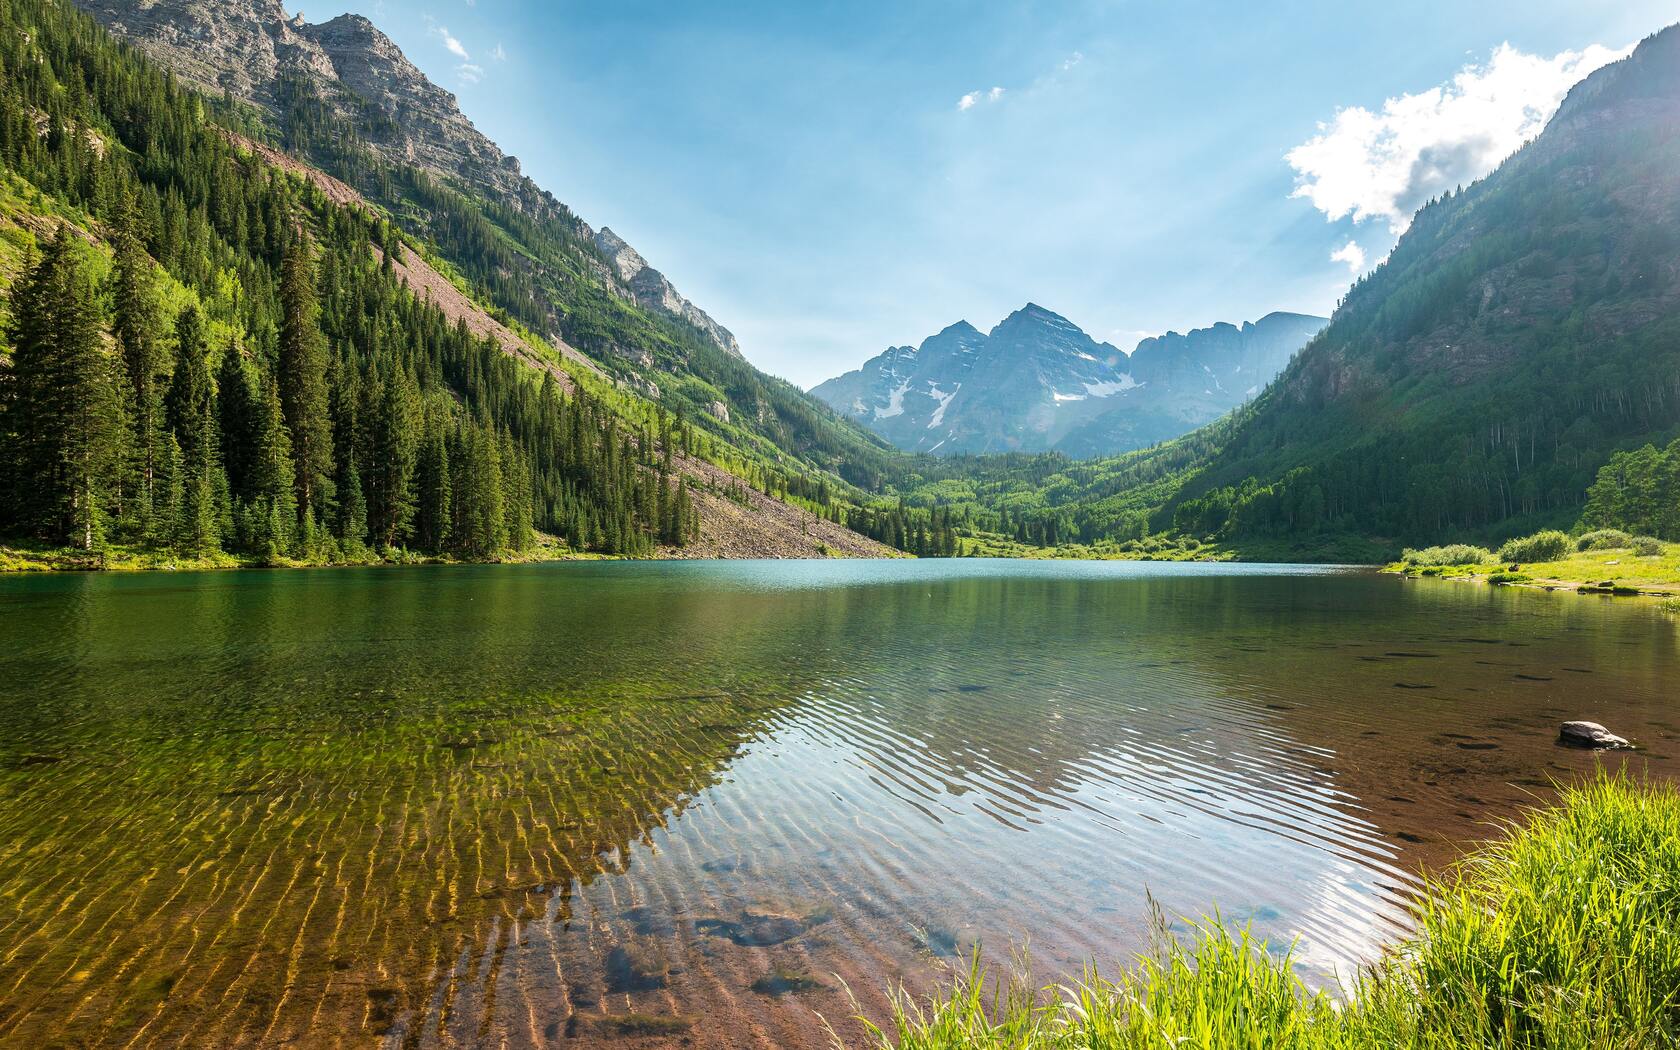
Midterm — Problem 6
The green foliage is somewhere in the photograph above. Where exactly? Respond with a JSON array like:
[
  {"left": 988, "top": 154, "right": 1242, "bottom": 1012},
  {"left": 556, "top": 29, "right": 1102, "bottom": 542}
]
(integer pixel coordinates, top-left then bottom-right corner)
[
  {"left": 1400, "top": 544, "right": 1494, "bottom": 567},
  {"left": 1631, "top": 535, "right": 1664, "bottom": 556},
  {"left": 265, "top": 52, "right": 900, "bottom": 498},
  {"left": 846, "top": 775, "right": 1680, "bottom": 1050},
  {"left": 0, "top": 0, "right": 702, "bottom": 562},
  {"left": 1125, "top": 41, "right": 1680, "bottom": 551},
  {"left": 1581, "top": 439, "right": 1680, "bottom": 540},
  {"left": 0, "top": 229, "right": 124, "bottom": 549},
  {"left": 1576, "top": 528, "right": 1633, "bottom": 550},
  {"left": 1496, "top": 529, "right": 1571, "bottom": 563}
]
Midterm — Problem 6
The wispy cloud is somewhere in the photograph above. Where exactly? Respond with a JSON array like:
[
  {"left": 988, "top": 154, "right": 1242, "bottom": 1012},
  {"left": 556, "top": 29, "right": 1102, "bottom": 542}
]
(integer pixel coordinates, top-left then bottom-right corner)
[
  {"left": 957, "top": 86, "right": 1005, "bottom": 111},
  {"left": 1288, "top": 42, "right": 1630, "bottom": 232},
  {"left": 430, "top": 22, "right": 470, "bottom": 61},
  {"left": 1330, "top": 240, "right": 1366, "bottom": 275},
  {"left": 491, "top": 42, "right": 507, "bottom": 62}
]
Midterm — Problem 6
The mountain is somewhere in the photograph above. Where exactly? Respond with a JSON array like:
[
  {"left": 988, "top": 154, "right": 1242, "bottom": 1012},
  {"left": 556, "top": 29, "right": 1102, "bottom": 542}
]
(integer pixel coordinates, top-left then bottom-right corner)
[
  {"left": 75, "top": 0, "right": 737, "bottom": 360},
  {"left": 811, "top": 307, "right": 1325, "bottom": 457},
  {"left": 70, "top": 0, "right": 918, "bottom": 505},
  {"left": 0, "top": 0, "right": 927, "bottom": 566},
  {"left": 593, "top": 228, "right": 740, "bottom": 358},
  {"left": 1162, "top": 23, "right": 1680, "bottom": 546}
]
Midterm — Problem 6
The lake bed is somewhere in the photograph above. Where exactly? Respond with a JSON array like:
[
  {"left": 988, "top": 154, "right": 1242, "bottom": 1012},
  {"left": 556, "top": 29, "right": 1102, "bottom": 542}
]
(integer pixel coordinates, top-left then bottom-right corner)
[{"left": 0, "top": 560, "right": 1672, "bottom": 1047}]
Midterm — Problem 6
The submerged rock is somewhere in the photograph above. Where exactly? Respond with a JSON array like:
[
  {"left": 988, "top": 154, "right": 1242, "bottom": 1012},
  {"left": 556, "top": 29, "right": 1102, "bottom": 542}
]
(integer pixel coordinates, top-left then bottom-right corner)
[
  {"left": 604, "top": 943, "right": 669, "bottom": 991},
  {"left": 750, "top": 968, "right": 826, "bottom": 996},
  {"left": 696, "top": 905, "right": 832, "bottom": 947},
  {"left": 1558, "top": 721, "right": 1633, "bottom": 750}
]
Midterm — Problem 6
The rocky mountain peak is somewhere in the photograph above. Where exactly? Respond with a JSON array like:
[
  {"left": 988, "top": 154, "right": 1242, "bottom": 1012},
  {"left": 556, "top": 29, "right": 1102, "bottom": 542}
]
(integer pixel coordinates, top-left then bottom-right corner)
[
  {"left": 812, "top": 306, "right": 1325, "bottom": 457},
  {"left": 73, "top": 0, "right": 744, "bottom": 359}
]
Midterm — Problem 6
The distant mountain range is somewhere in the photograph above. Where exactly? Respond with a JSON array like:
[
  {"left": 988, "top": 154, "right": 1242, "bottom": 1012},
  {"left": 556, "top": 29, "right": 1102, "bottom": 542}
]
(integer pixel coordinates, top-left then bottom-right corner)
[{"left": 811, "top": 307, "right": 1326, "bottom": 456}]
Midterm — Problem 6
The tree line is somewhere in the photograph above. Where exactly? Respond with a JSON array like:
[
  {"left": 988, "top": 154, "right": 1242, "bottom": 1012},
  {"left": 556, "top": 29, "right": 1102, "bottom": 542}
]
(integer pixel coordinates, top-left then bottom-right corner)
[
  {"left": 1580, "top": 439, "right": 1680, "bottom": 541},
  {"left": 0, "top": 0, "right": 696, "bottom": 560}
]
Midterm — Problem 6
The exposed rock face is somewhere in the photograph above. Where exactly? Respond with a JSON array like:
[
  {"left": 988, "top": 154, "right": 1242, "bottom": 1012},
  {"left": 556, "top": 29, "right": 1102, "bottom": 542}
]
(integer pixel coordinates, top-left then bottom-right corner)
[
  {"left": 811, "top": 306, "right": 1325, "bottom": 456},
  {"left": 595, "top": 228, "right": 741, "bottom": 357},
  {"left": 72, "top": 0, "right": 743, "bottom": 357},
  {"left": 75, "top": 0, "right": 530, "bottom": 203}
]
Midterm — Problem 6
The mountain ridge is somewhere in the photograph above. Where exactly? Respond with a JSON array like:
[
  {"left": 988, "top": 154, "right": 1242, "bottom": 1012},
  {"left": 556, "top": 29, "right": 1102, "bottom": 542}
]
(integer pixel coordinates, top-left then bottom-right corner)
[
  {"left": 72, "top": 0, "right": 743, "bottom": 359},
  {"left": 811, "top": 307, "right": 1326, "bottom": 457},
  {"left": 1159, "top": 22, "right": 1680, "bottom": 544}
]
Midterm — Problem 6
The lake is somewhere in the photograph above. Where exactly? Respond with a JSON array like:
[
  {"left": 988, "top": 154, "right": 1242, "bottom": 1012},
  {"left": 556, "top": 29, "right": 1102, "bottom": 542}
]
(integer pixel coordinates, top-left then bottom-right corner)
[{"left": 0, "top": 560, "right": 1673, "bottom": 1047}]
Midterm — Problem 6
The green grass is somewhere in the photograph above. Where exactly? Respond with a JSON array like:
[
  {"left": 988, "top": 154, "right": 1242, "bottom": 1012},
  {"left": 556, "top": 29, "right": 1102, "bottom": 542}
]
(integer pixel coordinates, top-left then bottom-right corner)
[
  {"left": 839, "top": 774, "right": 1680, "bottom": 1049},
  {"left": 0, "top": 533, "right": 596, "bottom": 573},
  {"left": 1389, "top": 538, "right": 1680, "bottom": 596}
]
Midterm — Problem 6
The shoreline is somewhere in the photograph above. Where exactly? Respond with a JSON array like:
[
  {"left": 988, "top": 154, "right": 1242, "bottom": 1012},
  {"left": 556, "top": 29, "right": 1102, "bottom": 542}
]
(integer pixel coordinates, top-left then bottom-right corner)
[
  {"left": 846, "top": 775, "right": 1680, "bottom": 1048},
  {"left": 1385, "top": 551, "right": 1680, "bottom": 603}
]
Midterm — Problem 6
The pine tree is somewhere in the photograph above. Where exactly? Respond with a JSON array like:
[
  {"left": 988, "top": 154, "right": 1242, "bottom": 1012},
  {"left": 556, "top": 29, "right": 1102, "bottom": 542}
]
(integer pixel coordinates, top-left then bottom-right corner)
[
  {"left": 109, "top": 190, "right": 163, "bottom": 521},
  {"left": 363, "top": 363, "right": 418, "bottom": 549},
  {"left": 414, "top": 414, "right": 452, "bottom": 554},
  {"left": 278, "top": 234, "right": 332, "bottom": 521},
  {"left": 217, "top": 342, "right": 258, "bottom": 501},
  {"left": 164, "top": 306, "right": 219, "bottom": 556},
  {"left": 1, "top": 229, "right": 123, "bottom": 548},
  {"left": 249, "top": 377, "right": 298, "bottom": 561}
]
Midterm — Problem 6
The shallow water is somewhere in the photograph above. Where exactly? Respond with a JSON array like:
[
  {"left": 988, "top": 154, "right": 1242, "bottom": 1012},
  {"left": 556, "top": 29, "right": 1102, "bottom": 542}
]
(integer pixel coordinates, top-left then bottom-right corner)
[{"left": 0, "top": 560, "right": 1673, "bottom": 1047}]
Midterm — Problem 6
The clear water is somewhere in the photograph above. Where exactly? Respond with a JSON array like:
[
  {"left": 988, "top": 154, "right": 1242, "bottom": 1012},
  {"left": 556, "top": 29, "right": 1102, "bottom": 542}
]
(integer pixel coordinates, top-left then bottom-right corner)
[{"left": 0, "top": 560, "right": 1673, "bottom": 1047}]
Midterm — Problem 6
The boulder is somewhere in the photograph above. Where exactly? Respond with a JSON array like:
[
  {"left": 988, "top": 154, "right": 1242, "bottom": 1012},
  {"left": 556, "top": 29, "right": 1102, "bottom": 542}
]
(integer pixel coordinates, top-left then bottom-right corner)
[{"left": 1558, "top": 720, "right": 1632, "bottom": 750}]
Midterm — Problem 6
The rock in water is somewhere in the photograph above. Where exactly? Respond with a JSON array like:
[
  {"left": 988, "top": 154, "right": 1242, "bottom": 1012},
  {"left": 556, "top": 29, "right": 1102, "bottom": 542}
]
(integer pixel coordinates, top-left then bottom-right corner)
[{"left": 1558, "top": 721, "right": 1632, "bottom": 750}]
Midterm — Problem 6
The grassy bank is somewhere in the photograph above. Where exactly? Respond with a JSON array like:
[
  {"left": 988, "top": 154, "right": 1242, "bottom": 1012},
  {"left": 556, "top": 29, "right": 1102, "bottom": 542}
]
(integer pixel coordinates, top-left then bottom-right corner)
[
  {"left": 843, "top": 775, "right": 1680, "bottom": 1049},
  {"left": 1390, "top": 533, "right": 1680, "bottom": 597},
  {"left": 0, "top": 534, "right": 596, "bottom": 573}
]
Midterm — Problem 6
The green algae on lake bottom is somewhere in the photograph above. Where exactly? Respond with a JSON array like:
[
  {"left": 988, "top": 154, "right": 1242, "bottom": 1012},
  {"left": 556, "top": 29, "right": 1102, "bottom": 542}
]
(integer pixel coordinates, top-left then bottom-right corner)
[{"left": 0, "top": 560, "right": 1674, "bottom": 1048}]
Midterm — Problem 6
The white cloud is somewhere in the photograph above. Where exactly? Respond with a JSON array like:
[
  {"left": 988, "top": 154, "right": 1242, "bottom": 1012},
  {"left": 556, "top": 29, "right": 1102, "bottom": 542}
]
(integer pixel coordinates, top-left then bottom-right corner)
[
  {"left": 457, "top": 63, "right": 483, "bottom": 84},
  {"left": 1288, "top": 42, "right": 1630, "bottom": 232},
  {"left": 1062, "top": 52, "right": 1084, "bottom": 71},
  {"left": 957, "top": 86, "right": 1005, "bottom": 111},
  {"left": 431, "top": 24, "right": 470, "bottom": 61},
  {"left": 491, "top": 42, "right": 507, "bottom": 62},
  {"left": 1330, "top": 239, "right": 1366, "bottom": 275}
]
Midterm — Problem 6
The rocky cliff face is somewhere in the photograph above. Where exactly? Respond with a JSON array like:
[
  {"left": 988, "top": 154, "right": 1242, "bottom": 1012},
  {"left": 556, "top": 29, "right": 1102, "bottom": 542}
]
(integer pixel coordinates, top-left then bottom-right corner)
[
  {"left": 811, "top": 306, "right": 1325, "bottom": 456},
  {"left": 595, "top": 228, "right": 741, "bottom": 357},
  {"left": 74, "top": 0, "right": 742, "bottom": 357}
]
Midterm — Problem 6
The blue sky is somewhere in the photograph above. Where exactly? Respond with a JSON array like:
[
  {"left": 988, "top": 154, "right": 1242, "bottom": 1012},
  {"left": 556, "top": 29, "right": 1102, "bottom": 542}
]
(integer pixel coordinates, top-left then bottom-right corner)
[{"left": 314, "top": 1, "right": 1672, "bottom": 386}]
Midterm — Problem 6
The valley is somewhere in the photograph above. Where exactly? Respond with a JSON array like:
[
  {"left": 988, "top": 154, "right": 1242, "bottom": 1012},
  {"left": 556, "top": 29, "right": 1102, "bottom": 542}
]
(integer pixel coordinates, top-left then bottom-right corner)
[{"left": 1, "top": 3, "right": 1678, "bottom": 1049}]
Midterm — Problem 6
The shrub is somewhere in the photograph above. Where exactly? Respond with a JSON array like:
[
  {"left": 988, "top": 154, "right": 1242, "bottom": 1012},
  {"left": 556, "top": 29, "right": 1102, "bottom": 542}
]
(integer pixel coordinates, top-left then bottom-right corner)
[
  {"left": 1577, "top": 528, "right": 1632, "bottom": 551},
  {"left": 1630, "top": 535, "right": 1665, "bottom": 557},
  {"left": 1401, "top": 544, "right": 1493, "bottom": 567},
  {"left": 1488, "top": 571, "right": 1531, "bottom": 585},
  {"left": 1497, "top": 530, "right": 1571, "bottom": 563}
]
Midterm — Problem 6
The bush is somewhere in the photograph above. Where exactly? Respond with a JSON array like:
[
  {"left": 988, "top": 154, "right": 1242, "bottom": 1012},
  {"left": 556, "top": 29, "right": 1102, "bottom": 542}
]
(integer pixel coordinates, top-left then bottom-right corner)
[
  {"left": 1577, "top": 528, "right": 1632, "bottom": 551},
  {"left": 1497, "top": 530, "right": 1571, "bottom": 563},
  {"left": 1630, "top": 535, "right": 1665, "bottom": 557},
  {"left": 1488, "top": 571, "right": 1531, "bottom": 585},
  {"left": 1401, "top": 543, "right": 1493, "bottom": 567}
]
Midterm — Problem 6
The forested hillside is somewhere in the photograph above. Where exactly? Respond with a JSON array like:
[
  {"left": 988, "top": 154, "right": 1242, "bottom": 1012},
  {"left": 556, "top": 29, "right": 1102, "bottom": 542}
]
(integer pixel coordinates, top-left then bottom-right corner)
[
  {"left": 0, "top": 0, "right": 908, "bottom": 564},
  {"left": 850, "top": 26, "right": 1680, "bottom": 562},
  {"left": 73, "top": 0, "right": 905, "bottom": 494},
  {"left": 1157, "top": 25, "right": 1680, "bottom": 549}
]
